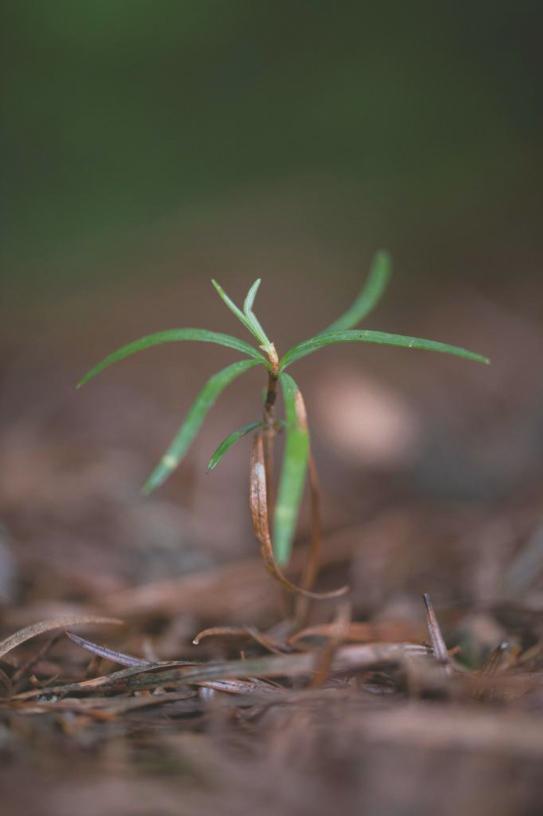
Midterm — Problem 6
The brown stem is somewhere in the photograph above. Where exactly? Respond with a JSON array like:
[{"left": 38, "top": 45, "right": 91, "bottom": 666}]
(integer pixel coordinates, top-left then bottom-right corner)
[
  {"left": 249, "top": 432, "right": 347, "bottom": 601},
  {"left": 257, "top": 351, "right": 348, "bottom": 619}
]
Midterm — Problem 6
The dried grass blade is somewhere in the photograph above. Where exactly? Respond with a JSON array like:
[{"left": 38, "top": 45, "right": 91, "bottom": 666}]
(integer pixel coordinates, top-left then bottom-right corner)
[
  {"left": 11, "top": 659, "right": 199, "bottom": 700},
  {"left": 198, "top": 678, "right": 279, "bottom": 695},
  {"left": 310, "top": 601, "right": 352, "bottom": 688},
  {"left": 250, "top": 432, "right": 348, "bottom": 600},
  {"left": 481, "top": 641, "right": 511, "bottom": 676},
  {"left": 192, "top": 626, "right": 251, "bottom": 645},
  {"left": 423, "top": 593, "right": 450, "bottom": 670},
  {"left": 66, "top": 632, "right": 150, "bottom": 667},
  {"left": 192, "top": 626, "right": 288, "bottom": 654},
  {"left": 0, "top": 616, "right": 122, "bottom": 660},
  {"left": 13, "top": 643, "right": 430, "bottom": 700}
]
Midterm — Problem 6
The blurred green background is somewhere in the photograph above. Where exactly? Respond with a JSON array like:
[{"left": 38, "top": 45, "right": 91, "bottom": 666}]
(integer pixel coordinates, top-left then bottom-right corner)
[{"left": 3, "top": 1, "right": 541, "bottom": 295}]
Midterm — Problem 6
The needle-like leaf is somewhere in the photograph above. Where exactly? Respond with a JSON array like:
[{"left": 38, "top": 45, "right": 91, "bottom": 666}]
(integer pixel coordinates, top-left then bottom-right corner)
[
  {"left": 323, "top": 250, "right": 392, "bottom": 333},
  {"left": 243, "top": 278, "right": 273, "bottom": 351},
  {"left": 212, "top": 279, "right": 272, "bottom": 352},
  {"left": 207, "top": 420, "right": 262, "bottom": 471},
  {"left": 243, "top": 278, "right": 262, "bottom": 314},
  {"left": 143, "top": 358, "right": 260, "bottom": 493},
  {"left": 273, "top": 373, "right": 310, "bottom": 565},
  {"left": 280, "top": 329, "right": 490, "bottom": 371},
  {"left": 77, "top": 328, "right": 266, "bottom": 387},
  {"left": 212, "top": 279, "right": 252, "bottom": 330}
]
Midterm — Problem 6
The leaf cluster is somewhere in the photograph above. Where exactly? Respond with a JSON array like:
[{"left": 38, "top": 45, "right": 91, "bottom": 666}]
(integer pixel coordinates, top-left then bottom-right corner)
[{"left": 78, "top": 251, "right": 489, "bottom": 564}]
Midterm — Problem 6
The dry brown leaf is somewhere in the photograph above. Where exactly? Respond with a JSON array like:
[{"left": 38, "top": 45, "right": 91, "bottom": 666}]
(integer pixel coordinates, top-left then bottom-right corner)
[
  {"left": 192, "top": 625, "right": 288, "bottom": 654},
  {"left": 0, "top": 616, "right": 123, "bottom": 659},
  {"left": 423, "top": 593, "right": 450, "bottom": 671},
  {"left": 250, "top": 432, "right": 348, "bottom": 600},
  {"left": 12, "top": 642, "right": 430, "bottom": 701}
]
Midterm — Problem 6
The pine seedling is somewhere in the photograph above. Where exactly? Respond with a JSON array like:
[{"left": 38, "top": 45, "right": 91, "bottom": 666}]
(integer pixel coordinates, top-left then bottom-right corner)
[{"left": 78, "top": 252, "right": 489, "bottom": 592}]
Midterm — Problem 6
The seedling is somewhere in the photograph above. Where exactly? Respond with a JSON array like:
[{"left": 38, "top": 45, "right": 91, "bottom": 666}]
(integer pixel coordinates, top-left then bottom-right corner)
[{"left": 78, "top": 253, "right": 488, "bottom": 595}]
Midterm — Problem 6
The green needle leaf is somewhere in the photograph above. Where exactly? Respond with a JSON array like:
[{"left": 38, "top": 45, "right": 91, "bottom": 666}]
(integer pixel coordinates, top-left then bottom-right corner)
[
  {"left": 77, "top": 328, "right": 266, "bottom": 387},
  {"left": 207, "top": 420, "right": 262, "bottom": 471},
  {"left": 243, "top": 278, "right": 262, "bottom": 314},
  {"left": 211, "top": 279, "right": 252, "bottom": 331},
  {"left": 212, "top": 279, "right": 272, "bottom": 352},
  {"left": 144, "top": 358, "right": 260, "bottom": 494},
  {"left": 273, "top": 373, "right": 310, "bottom": 566},
  {"left": 323, "top": 250, "right": 392, "bottom": 333},
  {"left": 280, "top": 329, "right": 490, "bottom": 371},
  {"left": 243, "top": 278, "right": 272, "bottom": 351}
]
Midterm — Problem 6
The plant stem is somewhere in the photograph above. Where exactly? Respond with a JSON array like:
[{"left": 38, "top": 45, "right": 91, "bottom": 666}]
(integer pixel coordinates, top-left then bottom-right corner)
[{"left": 259, "top": 346, "right": 338, "bottom": 623}]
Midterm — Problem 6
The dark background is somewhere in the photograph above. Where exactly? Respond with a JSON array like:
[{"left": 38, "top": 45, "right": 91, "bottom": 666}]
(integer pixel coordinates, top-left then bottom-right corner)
[{"left": 3, "top": 1, "right": 542, "bottom": 293}]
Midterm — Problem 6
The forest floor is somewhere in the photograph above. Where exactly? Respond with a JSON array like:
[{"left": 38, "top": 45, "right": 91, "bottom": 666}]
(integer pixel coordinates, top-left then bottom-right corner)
[{"left": 1, "top": 270, "right": 543, "bottom": 815}]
